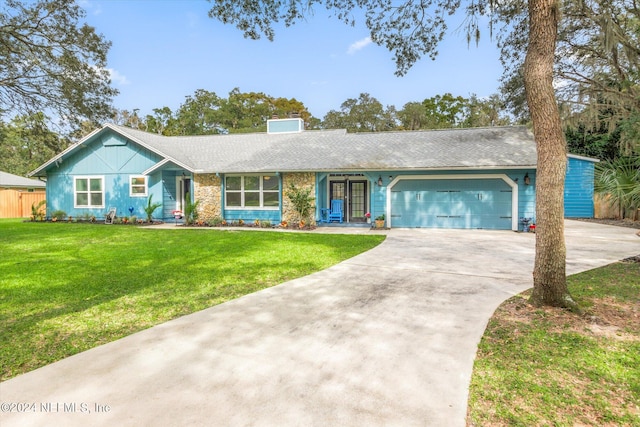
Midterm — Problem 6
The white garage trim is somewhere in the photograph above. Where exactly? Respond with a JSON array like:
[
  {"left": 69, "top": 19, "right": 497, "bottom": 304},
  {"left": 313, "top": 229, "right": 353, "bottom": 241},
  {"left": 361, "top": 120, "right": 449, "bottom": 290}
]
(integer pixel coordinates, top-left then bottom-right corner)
[{"left": 386, "top": 174, "right": 519, "bottom": 231}]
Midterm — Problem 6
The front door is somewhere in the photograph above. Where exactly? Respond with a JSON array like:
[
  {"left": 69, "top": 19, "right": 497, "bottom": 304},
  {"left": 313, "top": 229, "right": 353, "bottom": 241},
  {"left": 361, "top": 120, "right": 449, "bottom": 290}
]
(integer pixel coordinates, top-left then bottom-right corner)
[
  {"left": 329, "top": 178, "right": 367, "bottom": 223},
  {"left": 348, "top": 180, "right": 367, "bottom": 222},
  {"left": 176, "top": 176, "right": 191, "bottom": 211}
]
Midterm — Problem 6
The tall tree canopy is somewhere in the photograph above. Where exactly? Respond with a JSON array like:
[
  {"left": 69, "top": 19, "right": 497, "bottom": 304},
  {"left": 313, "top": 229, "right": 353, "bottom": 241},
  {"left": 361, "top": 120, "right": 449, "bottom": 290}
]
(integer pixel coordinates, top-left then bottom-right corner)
[
  {"left": 0, "top": 0, "right": 117, "bottom": 127},
  {"left": 0, "top": 113, "right": 68, "bottom": 176},
  {"left": 497, "top": 0, "right": 639, "bottom": 147},
  {"left": 322, "top": 93, "right": 397, "bottom": 132},
  {"left": 114, "top": 88, "right": 315, "bottom": 136},
  {"left": 208, "top": 0, "right": 579, "bottom": 309}
]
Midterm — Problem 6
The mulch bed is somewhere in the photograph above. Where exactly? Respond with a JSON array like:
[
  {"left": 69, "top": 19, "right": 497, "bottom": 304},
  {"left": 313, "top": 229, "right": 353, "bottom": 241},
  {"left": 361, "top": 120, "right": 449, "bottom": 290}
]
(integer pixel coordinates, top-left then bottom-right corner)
[{"left": 573, "top": 217, "right": 640, "bottom": 229}]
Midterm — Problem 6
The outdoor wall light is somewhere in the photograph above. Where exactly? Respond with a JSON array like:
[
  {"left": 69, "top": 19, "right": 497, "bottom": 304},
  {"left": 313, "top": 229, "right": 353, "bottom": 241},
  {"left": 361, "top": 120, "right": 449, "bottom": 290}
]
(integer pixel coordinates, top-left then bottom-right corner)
[
  {"left": 377, "top": 176, "right": 383, "bottom": 186},
  {"left": 524, "top": 173, "right": 530, "bottom": 185}
]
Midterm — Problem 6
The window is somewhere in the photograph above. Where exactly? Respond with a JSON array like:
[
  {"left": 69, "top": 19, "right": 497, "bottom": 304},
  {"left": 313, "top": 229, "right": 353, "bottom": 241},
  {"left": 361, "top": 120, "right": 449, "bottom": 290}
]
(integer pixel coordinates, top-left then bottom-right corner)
[
  {"left": 225, "top": 175, "right": 279, "bottom": 209},
  {"left": 74, "top": 176, "right": 104, "bottom": 208},
  {"left": 130, "top": 175, "right": 148, "bottom": 197}
]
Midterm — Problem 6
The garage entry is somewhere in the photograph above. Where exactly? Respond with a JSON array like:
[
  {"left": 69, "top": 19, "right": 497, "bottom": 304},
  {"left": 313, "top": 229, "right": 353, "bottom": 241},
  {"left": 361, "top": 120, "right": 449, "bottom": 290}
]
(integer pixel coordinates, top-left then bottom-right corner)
[{"left": 389, "top": 175, "right": 516, "bottom": 230}]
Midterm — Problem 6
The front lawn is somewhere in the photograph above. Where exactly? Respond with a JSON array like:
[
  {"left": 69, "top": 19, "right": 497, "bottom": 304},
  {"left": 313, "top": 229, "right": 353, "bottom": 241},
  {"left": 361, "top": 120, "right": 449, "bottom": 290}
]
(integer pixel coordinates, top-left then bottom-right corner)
[
  {"left": 0, "top": 220, "right": 384, "bottom": 380},
  {"left": 468, "top": 259, "right": 640, "bottom": 426}
]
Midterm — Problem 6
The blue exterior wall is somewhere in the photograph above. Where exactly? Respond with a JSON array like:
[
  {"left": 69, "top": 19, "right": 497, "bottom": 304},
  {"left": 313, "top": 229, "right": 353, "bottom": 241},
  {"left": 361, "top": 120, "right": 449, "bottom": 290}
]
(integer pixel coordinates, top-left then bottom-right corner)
[
  {"left": 564, "top": 156, "right": 596, "bottom": 218},
  {"left": 317, "top": 169, "right": 537, "bottom": 228},
  {"left": 44, "top": 132, "right": 164, "bottom": 220}
]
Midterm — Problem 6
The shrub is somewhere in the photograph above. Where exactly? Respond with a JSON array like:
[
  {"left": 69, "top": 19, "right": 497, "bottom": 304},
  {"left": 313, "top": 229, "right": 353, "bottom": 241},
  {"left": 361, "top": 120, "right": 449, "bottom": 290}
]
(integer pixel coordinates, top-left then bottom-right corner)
[
  {"left": 143, "top": 194, "right": 162, "bottom": 222},
  {"left": 51, "top": 210, "right": 67, "bottom": 221},
  {"left": 184, "top": 192, "right": 200, "bottom": 225},
  {"left": 285, "top": 184, "right": 314, "bottom": 224},
  {"left": 31, "top": 200, "right": 46, "bottom": 221}
]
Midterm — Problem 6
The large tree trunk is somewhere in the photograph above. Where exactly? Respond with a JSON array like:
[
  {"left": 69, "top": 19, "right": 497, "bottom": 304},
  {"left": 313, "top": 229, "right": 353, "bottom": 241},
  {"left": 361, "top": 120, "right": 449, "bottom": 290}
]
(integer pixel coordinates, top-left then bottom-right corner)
[{"left": 524, "top": 0, "right": 579, "bottom": 310}]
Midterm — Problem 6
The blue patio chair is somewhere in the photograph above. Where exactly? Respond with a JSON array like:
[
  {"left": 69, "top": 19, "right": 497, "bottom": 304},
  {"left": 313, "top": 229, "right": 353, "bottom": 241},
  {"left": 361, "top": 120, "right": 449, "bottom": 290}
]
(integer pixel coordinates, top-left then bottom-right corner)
[
  {"left": 318, "top": 208, "right": 330, "bottom": 223},
  {"left": 327, "top": 199, "right": 343, "bottom": 223}
]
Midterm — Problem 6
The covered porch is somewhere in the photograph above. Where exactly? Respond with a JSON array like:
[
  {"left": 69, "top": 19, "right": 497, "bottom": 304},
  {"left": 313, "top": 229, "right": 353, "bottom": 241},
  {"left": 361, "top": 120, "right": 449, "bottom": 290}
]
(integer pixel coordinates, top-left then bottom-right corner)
[{"left": 315, "top": 172, "right": 385, "bottom": 226}]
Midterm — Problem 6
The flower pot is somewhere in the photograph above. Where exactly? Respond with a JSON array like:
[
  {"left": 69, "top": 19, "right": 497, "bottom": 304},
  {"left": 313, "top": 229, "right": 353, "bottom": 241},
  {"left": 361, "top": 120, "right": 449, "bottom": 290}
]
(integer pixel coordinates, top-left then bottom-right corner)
[{"left": 375, "top": 220, "right": 385, "bottom": 229}]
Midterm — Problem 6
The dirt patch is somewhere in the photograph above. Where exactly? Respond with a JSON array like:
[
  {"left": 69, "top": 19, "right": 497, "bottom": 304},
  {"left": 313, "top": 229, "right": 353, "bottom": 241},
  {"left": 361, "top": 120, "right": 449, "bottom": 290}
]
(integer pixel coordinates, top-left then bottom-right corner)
[
  {"left": 497, "top": 291, "right": 640, "bottom": 342},
  {"left": 572, "top": 217, "right": 640, "bottom": 229}
]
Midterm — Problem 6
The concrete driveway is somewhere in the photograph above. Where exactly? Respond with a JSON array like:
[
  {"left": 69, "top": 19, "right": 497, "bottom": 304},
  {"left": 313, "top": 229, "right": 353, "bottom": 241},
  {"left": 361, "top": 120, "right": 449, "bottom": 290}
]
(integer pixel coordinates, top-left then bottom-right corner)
[{"left": 1, "top": 220, "right": 638, "bottom": 426}]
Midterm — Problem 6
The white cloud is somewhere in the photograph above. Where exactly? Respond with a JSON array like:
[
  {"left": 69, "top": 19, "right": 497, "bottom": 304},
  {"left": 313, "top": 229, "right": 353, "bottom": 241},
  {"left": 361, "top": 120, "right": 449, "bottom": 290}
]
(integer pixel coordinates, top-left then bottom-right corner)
[
  {"left": 107, "top": 68, "right": 130, "bottom": 86},
  {"left": 347, "top": 36, "right": 372, "bottom": 55},
  {"left": 78, "top": 1, "right": 102, "bottom": 16}
]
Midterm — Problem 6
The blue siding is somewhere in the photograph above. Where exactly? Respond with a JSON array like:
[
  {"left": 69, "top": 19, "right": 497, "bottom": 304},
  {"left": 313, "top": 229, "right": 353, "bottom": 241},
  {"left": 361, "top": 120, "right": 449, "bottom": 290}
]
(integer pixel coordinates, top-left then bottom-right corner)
[
  {"left": 317, "top": 169, "right": 536, "bottom": 229},
  {"left": 564, "top": 156, "right": 596, "bottom": 218},
  {"left": 161, "top": 171, "right": 178, "bottom": 220},
  {"left": 370, "top": 177, "right": 387, "bottom": 221},
  {"left": 44, "top": 131, "right": 164, "bottom": 219},
  {"left": 223, "top": 210, "right": 281, "bottom": 223}
]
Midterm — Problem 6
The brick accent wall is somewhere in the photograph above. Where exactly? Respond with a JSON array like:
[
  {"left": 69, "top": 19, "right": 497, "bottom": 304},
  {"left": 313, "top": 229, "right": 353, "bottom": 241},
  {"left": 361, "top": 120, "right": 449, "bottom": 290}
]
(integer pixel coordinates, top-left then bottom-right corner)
[
  {"left": 282, "top": 172, "right": 316, "bottom": 225},
  {"left": 193, "top": 174, "right": 222, "bottom": 221}
]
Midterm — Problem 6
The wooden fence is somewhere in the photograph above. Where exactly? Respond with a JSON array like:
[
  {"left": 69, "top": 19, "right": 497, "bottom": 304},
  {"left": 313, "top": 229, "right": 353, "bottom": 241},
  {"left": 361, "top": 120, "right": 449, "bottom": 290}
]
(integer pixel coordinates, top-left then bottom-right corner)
[{"left": 0, "top": 189, "right": 46, "bottom": 218}]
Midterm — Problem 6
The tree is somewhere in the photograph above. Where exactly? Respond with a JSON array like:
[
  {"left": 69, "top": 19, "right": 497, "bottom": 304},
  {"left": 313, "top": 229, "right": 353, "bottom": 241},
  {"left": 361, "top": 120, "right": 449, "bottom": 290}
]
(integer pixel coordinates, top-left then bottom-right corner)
[
  {"left": 462, "top": 94, "right": 512, "bottom": 128},
  {"left": 174, "top": 89, "right": 225, "bottom": 135},
  {"left": 556, "top": 0, "right": 639, "bottom": 137},
  {"left": 523, "top": 0, "right": 577, "bottom": 310},
  {"left": 398, "top": 101, "right": 428, "bottom": 130},
  {"left": 0, "top": 113, "right": 69, "bottom": 176},
  {"left": 0, "top": 0, "right": 118, "bottom": 128},
  {"left": 145, "top": 107, "right": 175, "bottom": 136},
  {"left": 114, "top": 88, "right": 317, "bottom": 136},
  {"left": 208, "top": 0, "right": 578, "bottom": 308},
  {"left": 271, "top": 97, "right": 312, "bottom": 126},
  {"left": 322, "top": 93, "right": 397, "bottom": 132},
  {"left": 497, "top": 0, "right": 640, "bottom": 145},
  {"left": 220, "top": 88, "right": 272, "bottom": 132},
  {"left": 422, "top": 93, "right": 467, "bottom": 128}
]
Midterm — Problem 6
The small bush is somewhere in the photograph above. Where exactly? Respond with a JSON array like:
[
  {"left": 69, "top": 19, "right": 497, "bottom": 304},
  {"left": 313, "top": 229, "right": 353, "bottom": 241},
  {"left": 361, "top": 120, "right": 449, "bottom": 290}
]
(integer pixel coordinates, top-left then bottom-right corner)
[
  {"left": 285, "top": 184, "right": 314, "bottom": 224},
  {"left": 51, "top": 210, "right": 67, "bottom": 221},
  {"left": 31, "top": 200, "right": 46, "bottom": 221}
]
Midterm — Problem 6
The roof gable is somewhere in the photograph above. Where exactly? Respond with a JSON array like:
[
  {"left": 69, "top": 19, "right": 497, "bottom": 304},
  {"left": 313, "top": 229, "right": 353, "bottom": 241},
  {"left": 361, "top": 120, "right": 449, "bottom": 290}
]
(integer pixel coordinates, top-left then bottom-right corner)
[{"left": 29, "top": 124, "right": 193, "bottom": 177}]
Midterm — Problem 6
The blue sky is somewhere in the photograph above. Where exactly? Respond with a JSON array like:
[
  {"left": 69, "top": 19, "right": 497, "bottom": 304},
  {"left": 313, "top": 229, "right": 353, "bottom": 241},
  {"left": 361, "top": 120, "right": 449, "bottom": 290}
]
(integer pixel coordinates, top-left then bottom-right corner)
[{"left": 81, "top": 0, "right": 504, "bottom": 120}]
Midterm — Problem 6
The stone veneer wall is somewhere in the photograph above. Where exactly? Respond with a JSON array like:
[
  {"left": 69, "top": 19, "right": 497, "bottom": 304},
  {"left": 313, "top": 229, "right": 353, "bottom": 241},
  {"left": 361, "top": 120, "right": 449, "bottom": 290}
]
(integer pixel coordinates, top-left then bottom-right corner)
[
  {"left": 193, "top": 174, "right": 222, "bottom": 221},
  {"left": 282, "top": 172, "right": 316, "bottom": 225}
]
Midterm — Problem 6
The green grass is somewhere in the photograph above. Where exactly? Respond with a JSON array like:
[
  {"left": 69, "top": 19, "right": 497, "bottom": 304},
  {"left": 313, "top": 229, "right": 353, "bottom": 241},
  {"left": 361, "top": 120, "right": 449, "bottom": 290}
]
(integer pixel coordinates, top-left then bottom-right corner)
[
  {"left": 468, "top": 261, "right": 640, "bottom": 426},
  {"left": 0, "top": 219, "right": 385, "bottom": 380}
]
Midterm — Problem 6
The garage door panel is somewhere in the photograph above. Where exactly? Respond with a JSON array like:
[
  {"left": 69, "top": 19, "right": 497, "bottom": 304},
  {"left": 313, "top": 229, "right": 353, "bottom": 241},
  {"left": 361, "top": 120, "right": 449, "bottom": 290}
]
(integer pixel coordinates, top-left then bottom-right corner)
[{"left": 390, "top": 178, "right": 513, "bottom": 229}]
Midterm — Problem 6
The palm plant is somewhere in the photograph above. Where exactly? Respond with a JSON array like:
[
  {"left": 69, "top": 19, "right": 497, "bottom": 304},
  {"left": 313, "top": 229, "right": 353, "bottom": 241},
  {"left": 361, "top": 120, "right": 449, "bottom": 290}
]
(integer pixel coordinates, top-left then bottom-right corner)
[
  {"left": 30, "top": 200, "right": 46, "bottom": 221},
  {"left": 595, "top": 156, "right": 640, "bottom": 220},
  {"left": 143, "top": 194, "right": 162, "bottom": 223},
  {"left": 183, "top": 192, "right": 200, "bottom": 225}
]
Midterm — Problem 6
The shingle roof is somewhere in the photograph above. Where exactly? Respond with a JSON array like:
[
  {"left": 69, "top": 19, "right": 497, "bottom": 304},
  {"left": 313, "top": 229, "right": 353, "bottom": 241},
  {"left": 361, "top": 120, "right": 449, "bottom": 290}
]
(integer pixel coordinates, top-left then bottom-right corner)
[
  {"left": 30, "top": 125, "right": 537, "bottom": 176},
  {"left": 0, "top": 171, "right": 46, "bottom": 188},
  {"left": 111, "top": 125, "right": 537, "bottom": 173}
]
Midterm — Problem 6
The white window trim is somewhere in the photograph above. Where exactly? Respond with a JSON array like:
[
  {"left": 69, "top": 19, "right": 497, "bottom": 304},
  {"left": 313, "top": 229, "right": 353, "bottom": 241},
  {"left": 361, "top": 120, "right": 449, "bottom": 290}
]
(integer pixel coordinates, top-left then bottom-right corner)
[
  {"left": 129, "top": 175, "right": 148, "bottom": 197},
  {"left": 73, "top": 175, "right": 105, "bottom": 209},
  {"left": 225, "top": 174, "right": 279, "bottom": 210}
]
